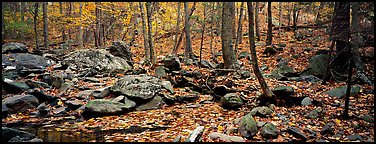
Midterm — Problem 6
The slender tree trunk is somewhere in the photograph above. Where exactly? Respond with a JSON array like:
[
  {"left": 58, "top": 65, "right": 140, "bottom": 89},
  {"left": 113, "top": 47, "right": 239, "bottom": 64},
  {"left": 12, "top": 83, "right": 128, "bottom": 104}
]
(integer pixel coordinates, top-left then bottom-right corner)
[
  {"left": 184, "top": 2, "right": 193, "bottom": 63},
  {"left": 342, "top": 43, "right": 353, "bottom": 119},
  {"left": 34, "top": 2, "right": 39, "bottom": 49},
  {"left": 43, "top": 2, "right": 48, "bottom": 49},
  {"left": 235, "top": 2, "right": 244, "bottom": 57},
  {"left": 222, "top": 2, "right": 237, "bottom": 69},
  {"left": 68, "top": 2, "right": 72, "bottom": 39},
  {"left": 255, "top": 2, "right": 260, "bottom": 41},
  {"left": 21, "top": 2, "right": 25, "bottom": 22},
  {"left": 278, "top": 2, "right": 282, "bottom": 38},
  {"left": 287, "top": 3, "right": 292, "bottom": 28},
  {"left": 266, "top": 2, "right": 272, "bottom": 46},
  {"left": 199, "top": 2, "right": 207, "bottom": 66},
  {"left": 293, "top": 3, "right": 297, "bottom": 31},
  {"left": 60, "top": 2, "right": 66, "bottom": 41},
  {"left": 247, "top": 2, "right": 275, "bottom": 103},
  {"left": 78, "top": 2, "right": 83, "bottom": 49},
  {"left": 315, "top": 2, "right": 325, "bottom": 25},
  {"left": 173, "top": 2, "right": 181, "bottom": 56},
  {"left": 139, "top": 2, "right": 150, "bottom": 62},
  {"left": 171, "top": 2, "right": 197, "bottom": 56},
  {"left": 146, "top": 2, "right": 155, "bottom": 66},
  {"left": 209, "top": 3, "right": 217, "bottom": 63},
  {"left": 94, "top": 2, "right": 100, "bottom": 48},
  {"left": 2, "top": 3, "right": 5, "bottom": 43},
  {"left": 231, "top": 2, "right": 236, "bottom": 42}
]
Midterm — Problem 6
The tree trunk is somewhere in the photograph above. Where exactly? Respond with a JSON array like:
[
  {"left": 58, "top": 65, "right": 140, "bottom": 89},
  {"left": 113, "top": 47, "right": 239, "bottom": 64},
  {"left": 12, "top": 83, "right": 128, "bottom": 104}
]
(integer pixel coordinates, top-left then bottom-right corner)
[
  {"left": 199, "top": 2, "right": 207, "bottom": 66},
  {"left": 235, "top": 2, "right": 244, "bottom": 57},
  {"left": 247, "top": 2, "right": 275, "bottom": 104},
  {"left": 34, "top": 2, "right": 39, "bottom": 49},
  {"left": 20, "top": 2, "right": 25, "bottom": 22},
  {"left": 287, "top": 3, "right": 292, "bottom": 28},
  {"left": 60, "top": 2, "right": 66, "bottom": 41},
  {"left": 278, "top": 2, "right": 282, "bottom": 38},
  {"left": 350, "top": 2, "right": 373, "bottom": 86},
  {"left": 184, "top": 2, "right": 193, "bottom": 63},
  {"left": 94, "top": 2, "right": 100, "bottom": 48},
  {"left": 221, "top": 2, "right": 237, "bottom": 69},
  {"left": 139, "top": 2, "right": 150, "bottom": 62},
  {"left": 266, "top": 2, "right": 272, "bottom": 46},
  {"left": 255, "top": 2, "right": 260, "bottom": 41},
  {"left": 43, "top": 2, "right": 48, "bottom": 49},
  {"left": 342, "top": 43, "right": 353, "bottom": 119},
  {"left": 171, "top": 2, "right": 197, "bottom": 56},
  {"left": 68, "top": 2, "right": 72, "bottom": 39},
  {"left": 146, "top": 2, "right": 156, "bottom": 66},
  {"left": 2, "top": 3, "right": 5, "bottom": 43},
  {"left": 173, "top": 2, "right": 181, "bottom": 56},
  {"left": 231, "top": 2, "right": 236, "bottom": 42},
  {"left": 333, "top": 2, "right": 350, "bottom": 60},
  {"left": 209, "top": 3, "right": 217, "bottom": 63},
  {"left": 315, "top": 2, "right": 325, "bottom": 25},
  {"left": 78, "top": 2, "right": 83, "bottom": 49}
]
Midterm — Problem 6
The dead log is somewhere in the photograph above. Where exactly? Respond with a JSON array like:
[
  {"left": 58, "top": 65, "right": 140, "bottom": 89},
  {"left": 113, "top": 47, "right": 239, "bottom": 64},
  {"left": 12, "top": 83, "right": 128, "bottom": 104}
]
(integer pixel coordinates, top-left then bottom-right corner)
[
  {"left": 274, "top": 20, "right": 331, "bottom": 30},
  {"left": 184, "top": 126, "right": 204, "bottom": 142}
]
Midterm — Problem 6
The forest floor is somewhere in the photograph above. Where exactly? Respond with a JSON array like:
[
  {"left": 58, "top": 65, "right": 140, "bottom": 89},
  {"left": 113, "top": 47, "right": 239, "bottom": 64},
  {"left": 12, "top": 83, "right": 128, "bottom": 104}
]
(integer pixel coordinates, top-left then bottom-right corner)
[{"left": 2, "top": 7, "right": 375, "bottom": 142}]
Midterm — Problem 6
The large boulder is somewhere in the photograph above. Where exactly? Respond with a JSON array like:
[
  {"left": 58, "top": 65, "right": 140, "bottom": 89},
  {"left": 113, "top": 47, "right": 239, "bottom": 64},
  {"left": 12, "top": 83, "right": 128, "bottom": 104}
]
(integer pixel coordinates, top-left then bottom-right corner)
[
  {"left": 2, "top": 95, "right": 39, "bottom": 114},
  {"left": 2, "top": 43, "right": 28, "bottom": 54},
  {"left": 220, "top": 93, "right": 244, "bottom": 109},
  {"left": 300, "top": 54, "right": 329, "bottom": 78},
  {"left": 260, "top": 122, "right": 279, "bottom": 138},
  {"left": 269, "top": 58, "right": 298, "bottom": 79},
  {"left": 323, "top": 84, "right": 361, "bottom": 99},
  {"left": 272, "top": 86, "right": 295, "bottom": 98},
  {"left": 83, "top": 99, "right": 130, "bottom": 117},
  {"left": 3, "top": 81, "right": 30, "bottom": 93},
  {"left": 162, "top": 55, "right": 181, "bottom": 72},
  {"left": 111, "top": 75, "right": 163, "bottom": 101},
  {"left": 108, "top": 41, "right": 133, "bottom": 65},
  {"left": 2, "top": 127, "right": 40, "bottom": 142},
  {"left": 62, "top": 49, "right": 131, "bottom": 74},
  {"left": 2, "top": 53, "right": 55, "bottom": 69},
  {"left": 135, "top": 95, "right": 165, "bottom": 111},
  {"left": 239, "top": 113, "right": 258, "bottom": 139}
]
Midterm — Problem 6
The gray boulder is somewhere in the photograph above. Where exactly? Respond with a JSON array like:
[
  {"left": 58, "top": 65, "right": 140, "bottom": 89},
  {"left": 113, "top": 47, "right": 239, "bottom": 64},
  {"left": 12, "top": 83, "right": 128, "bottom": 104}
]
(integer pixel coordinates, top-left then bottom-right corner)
[
  {"left": 304, "top": 110, "right": 319, "bottom": 119},
  {"left": 25, "top": 79, "right": 50, "bottom": 89},
  {"left": 200, "top": 60, "right": 217, "bottom": 69},
  {"left": 260, "top": 122, "right": 279, "bottom": 138},
  {"left": 3, "top": 81, "right": 30, "bottom": 93},
  {"left": 2, "top": 127, "right": 39, "bottom": 142},
  {"left": 272, "top": 86, "right": 295, "bottom": 97},
  {"left": 2, "top": 95, "right": 39, "bottom": 114},
  {"left": 239, "top": 113, "right": 258, "bottom": 139},
  {"left": 136, "top": 95, "right": 164, "bottom": 111},
  {"left": 162, "top": 55, "right": 181, "bottom": 71},
  {"left": 111, "top": 75, "right": 163, "bottom": 101},
  {"left": 2, "top": 43, "right": 28, "bottom": 54},
  {"left": 155, "top": 66, "right": 167, "bottom": 78},
  {"left": 301, "top": 97, "right": 313, "bottom": 106},
  {"left": 208, "top": 132, "right": 245, "bottom": 142},
  {"left": 250, "top": 106, "right": 273, "bottom": 117},
  {"left": 108, "top": 41, "right": 133, "bottom": 65},
  {"left": 92, "top": 86, "right": 111, "bottom": 99},
  {"left": 323, "top": 84, "right": 361, "bottom": 99},
  {"left": 83, "top": 99, "right": 129, "bottom": 116},
  {"left": 2, "top": 53, "right": 55, "bottom": 69},
  {"left": 220, "top": 93, "right": 244, "bottom": 109},
  {"left": 62, "top": 49, "right": 131, "bottom": 74},
  {"left": 300, "top": 54, "right": 329, "bottom": 78}
]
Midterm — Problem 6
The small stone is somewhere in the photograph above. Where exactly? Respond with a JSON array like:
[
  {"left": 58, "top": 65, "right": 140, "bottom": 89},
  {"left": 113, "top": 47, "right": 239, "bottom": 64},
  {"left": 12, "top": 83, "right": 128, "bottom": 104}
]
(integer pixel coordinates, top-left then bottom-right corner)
[
  {"left": 346, "top": 134, "right": 363, "bottom": 141},
  {"left": 260, "top": 122, "right": 279, "bottom": 138},
  {"left": 361, "top": 115, "right": 373, "bottom": 123},
  {"left": 112, "top": 96, "right": 125, "bottom": 103},
  {"left": 304, "top": 110, "right": 319, "bottom": 119},
  {"left": 257, "top": 121, "right": 266, "bottom": 128},
  {"left": 320, "top": 122, "right": 335, "bottom": 135},
  {"left": 301, "top": 97, "right": 313, "bottom": 106},
  {"left": 288, "top": 127, "right": 308, "bottom": 141}
]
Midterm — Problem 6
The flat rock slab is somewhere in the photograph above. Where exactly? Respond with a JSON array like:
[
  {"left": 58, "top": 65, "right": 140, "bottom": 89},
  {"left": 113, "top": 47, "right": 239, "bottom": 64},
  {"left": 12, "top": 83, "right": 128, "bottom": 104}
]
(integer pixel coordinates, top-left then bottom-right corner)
[
  {"left": 2, "top": 53, "right": 55, "bottom": 69},
  {"left": 323, "top": 84, "right": 361, "bottom": 98},
  {"left": 83, "top": 99, "right": 129, "bottom": 116},
  {"left": 2, "top": 43, "right": 28, "bottom": 54},
  {"left": 208, "top": 132, "right": 245, "bottom": 142},
  {"left": 2, "top": 95, "right": 39, "bottom": 114}
]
